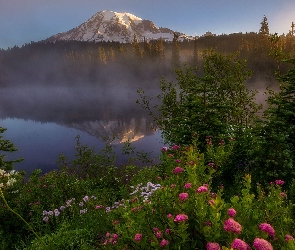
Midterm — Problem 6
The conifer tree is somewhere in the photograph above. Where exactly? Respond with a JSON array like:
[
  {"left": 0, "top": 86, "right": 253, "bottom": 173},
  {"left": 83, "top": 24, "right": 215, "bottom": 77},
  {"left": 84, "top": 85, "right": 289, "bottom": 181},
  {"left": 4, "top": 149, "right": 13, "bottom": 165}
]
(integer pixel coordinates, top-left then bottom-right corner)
[
  {"left": 0, "top": 127, "right": 23, "bottom": 170},
  {"left": 255, "top": 58, "right": 295, "bottom": 186},
  {"left": 259, "top": 15, "right": 270, "bottom": 36},
  {"left": 143, "top": 37, "right": 151, "bottom": 58},
  {"left": 171, "top": 33, "right": 180, "bottom": 69},
  {"left": 99, "top": 47, "right": 107, "bottom": 64},
  {"left": 191, "top": 36, "right": 199, "bottom": 66},
  {"left": 132, "top": 34, "right": 143, "bottom": 58}
]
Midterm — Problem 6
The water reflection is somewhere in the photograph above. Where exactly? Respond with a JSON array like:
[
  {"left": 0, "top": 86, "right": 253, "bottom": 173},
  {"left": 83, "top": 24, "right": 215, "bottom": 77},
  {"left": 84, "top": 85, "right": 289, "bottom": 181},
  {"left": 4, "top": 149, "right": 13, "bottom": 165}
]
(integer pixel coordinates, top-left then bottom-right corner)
[{"left": 0, "top": 86, "right": 164, "bottom": 174}]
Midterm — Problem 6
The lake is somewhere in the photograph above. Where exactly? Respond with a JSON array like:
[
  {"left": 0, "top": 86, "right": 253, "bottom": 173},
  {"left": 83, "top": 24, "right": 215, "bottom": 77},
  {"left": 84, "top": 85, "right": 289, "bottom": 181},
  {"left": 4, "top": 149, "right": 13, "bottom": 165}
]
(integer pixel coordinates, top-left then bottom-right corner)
[{"left": 0, "top": 86, "right": 165, "bottom": 175}]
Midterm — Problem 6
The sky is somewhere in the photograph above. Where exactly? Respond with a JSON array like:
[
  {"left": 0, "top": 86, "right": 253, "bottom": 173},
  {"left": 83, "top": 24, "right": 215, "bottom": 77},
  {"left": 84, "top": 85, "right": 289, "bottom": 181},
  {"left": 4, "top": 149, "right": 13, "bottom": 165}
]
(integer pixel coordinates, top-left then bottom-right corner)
[{"left": 0, "top": 0, "right": 295, "bottom": 49}]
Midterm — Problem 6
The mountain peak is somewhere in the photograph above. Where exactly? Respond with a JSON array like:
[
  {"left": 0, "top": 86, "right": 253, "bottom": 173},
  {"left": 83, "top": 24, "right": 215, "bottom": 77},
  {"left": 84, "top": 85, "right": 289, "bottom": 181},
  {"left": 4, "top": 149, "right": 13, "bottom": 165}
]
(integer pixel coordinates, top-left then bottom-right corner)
[{"left": 46, "top": 10, "right": 180, "bottom": 43}]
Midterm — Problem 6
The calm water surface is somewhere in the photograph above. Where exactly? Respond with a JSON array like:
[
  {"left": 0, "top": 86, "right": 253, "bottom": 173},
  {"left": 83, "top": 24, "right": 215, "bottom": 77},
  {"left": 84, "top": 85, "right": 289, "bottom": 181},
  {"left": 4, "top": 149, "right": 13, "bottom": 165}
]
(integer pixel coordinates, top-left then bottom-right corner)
[{"left": 0, "top": 86, "right": 164, "bottom": 174}]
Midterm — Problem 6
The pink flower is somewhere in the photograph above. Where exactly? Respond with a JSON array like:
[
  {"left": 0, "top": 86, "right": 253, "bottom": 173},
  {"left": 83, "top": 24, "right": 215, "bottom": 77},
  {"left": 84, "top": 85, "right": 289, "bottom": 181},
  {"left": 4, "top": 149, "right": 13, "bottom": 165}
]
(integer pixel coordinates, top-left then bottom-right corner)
[
  {"left": 175, "top": 159, "right": 181, "bottom": 163},
  {"left": 208, "top": 200, "right": 215, "bottom": 206},
  {"left": 280, "top": 192, "right": 287, "bottom": 197},
  {"left": 204, "top": 221, "right": 212, "bottom": 226},
  {"left": 275, "top": 179, "right": 284, "bottom": 185},
  {"left": 231, "top": 238, "right": 250, "bottom": 250},
  {"left": 156, "top": 231, "right": 162, "bottom": 238},
  {"left": 113, "top": 234, "right": 119, "bottom": 239},
  {"left": 172, "top": 145, "right": 180, "bottom": 150},
  {"left": 228, "top": 208, "right": 237, "bottom": 217},
  {"left": 161, "top": 147, "right": 168, "bottom": 152},
  {"left": 113, "top": 220, "right": 119, "bottom": 225},
  {"left": 188, "top": 161, "right": 195, "bottom": 165},
  {"left": 184, "top": 183, "right": 192, "bottom": 189},
  {"left": 179, "top": 192, "right": 189, "bottom": 201},
  {"left": 206, "top": 242, "right": 221, "bottom": 250},
  {"left": 253, "top": 238, "right": 273, "bottom": 250},
  {"left": 165, "top": 229, "right": 170, "bottom": 234},
  {"left": 134, "top": 233, "right": 142, "bottom": 242},
  {"left": 160, "top": 239, "right": 169, "bottom": 247},
  {"left": 170, "top": 184, "right": 176, "bottom": 188},
  {"left": 223, "top": 218, "right": 242, "bottom": 234},
  {"left": 259, "top": 223, "right": 275, "bottom": 237},
  {"left": 285, "top": 234, "right": 294, "bottom": 242},
  {"left": 174, "top": 214, "right": 188, "bottom": 222},
  {"left": 153, "top": 228, "right": 159, "bottom": 232},
  {"left": 173, "top": 167, "right": 184, "bottom": 174},
  {"left": 197, "top": 185, "right": 208, "bottom": 193},
  {"left": 167, "top": 214, "right": 173, "bottom": 219}
]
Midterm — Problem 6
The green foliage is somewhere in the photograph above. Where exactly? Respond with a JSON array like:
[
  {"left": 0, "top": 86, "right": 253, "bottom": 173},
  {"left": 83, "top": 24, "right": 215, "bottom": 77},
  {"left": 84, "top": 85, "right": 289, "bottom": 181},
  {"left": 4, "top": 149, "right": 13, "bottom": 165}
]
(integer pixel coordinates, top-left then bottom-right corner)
[
  {"left": 0, "top": 127, "right": 23, "bottom": 170},
  {"left": 253, "top": 58, "right": 295, "bottom": 186},
  {"left": 24, "top": 223, "right": 96, "bottom": 250},
  {"left": 138, "top": 50, "right": 262, "bottom": 192},
  {"left": 144, "top": 50, "right": 261, "bottom": 147}
]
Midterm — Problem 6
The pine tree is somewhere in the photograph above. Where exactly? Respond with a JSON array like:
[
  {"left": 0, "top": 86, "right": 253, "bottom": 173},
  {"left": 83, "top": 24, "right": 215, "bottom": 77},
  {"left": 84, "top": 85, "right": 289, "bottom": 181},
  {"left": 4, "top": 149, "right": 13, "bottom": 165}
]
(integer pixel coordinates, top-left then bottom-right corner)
[
  {"left": 191, "top": 36, "right": 199, "bottom": 66},
  {"left": 0, "top": 127, "right": 23, "bottom": 170},
  {"left": 259, "top": 15, "right": 270, "bottom": 36},
  {"left": 171, "top": 33, "right": 180, "bottom": 69},
  {"left": 132, "top": 34, "right": 143, "bottom": 58},
  {"left": 99, "top": 47, "right": 107, "bottom": 65},
  {"left": 255, "top": 58, "right": 295, "bottom": 186}
]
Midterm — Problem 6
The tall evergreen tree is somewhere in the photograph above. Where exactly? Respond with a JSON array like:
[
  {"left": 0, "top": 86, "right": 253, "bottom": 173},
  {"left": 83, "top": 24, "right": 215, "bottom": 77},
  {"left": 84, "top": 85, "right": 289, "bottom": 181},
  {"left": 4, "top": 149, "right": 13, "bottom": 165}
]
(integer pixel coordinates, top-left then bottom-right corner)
[
  {"left": 191, "top": 36, "right": 199, "bottom": 66},
  {"left": 132, "top": 34, "right": 143, "bottom": 58},
  {"left": 171, "top": 33, "right": 180, "bottom": 69},
  {"left": 0, "top": 127, "right": 23, "bottom": 170},
  {"left": 259, "top": 15, "right": 270, "bottom": 36},
  {"left": 254, "top": 58, "right": 295, "bottom": 186}
]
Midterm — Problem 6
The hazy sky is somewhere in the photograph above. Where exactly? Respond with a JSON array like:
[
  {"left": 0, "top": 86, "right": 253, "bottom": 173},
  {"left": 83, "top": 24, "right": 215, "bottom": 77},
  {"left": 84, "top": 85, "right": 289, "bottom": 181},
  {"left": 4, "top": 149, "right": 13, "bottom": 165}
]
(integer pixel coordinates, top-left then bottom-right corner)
[{"left": 0, "top": 0, "right": 294, "bottom": 49}]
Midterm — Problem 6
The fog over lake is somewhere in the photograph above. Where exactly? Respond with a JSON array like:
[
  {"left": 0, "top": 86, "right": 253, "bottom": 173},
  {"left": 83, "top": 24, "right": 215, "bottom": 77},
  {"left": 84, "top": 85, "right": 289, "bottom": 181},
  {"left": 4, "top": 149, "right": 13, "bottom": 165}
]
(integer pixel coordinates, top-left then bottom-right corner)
[{"left": 0, "top": 85, "right": 165, "bottom": 175}]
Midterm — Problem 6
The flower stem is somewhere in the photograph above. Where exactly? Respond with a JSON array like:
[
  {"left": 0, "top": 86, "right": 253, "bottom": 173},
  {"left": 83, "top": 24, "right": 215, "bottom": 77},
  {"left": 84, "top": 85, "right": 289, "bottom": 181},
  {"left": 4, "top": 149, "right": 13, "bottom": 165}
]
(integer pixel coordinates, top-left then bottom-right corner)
[{"left": 0, "top": 188, "right": 41, "bottom": 240}]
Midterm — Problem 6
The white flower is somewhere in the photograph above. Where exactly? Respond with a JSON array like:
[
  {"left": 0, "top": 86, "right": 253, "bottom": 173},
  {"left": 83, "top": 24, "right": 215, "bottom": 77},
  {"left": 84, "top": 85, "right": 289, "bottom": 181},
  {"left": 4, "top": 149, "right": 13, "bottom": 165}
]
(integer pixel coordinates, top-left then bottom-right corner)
[{"left": 6, "top": 178, "right": 16, "bottom": 187}]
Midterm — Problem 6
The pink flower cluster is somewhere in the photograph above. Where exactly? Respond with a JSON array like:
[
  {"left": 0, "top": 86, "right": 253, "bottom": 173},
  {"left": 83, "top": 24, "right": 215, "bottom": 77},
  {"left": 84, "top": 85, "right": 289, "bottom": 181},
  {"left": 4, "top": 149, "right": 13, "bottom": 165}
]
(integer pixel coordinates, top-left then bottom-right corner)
[
  {"left": 208, "top": 200, "right": 215, "bottom": 206},
  {"left": 275, "top": 179, "right": 284, "bottom": 185},
  {"left": 103, "top": 232, "right": 119, "bottom": 245},
  {"left": 253, "top": 238, "right": 273, "bottom": 250},
  {"left": 206, "top": 242, "right": 220, "bottom": 250},
  {"left": 223, "top": 218, "right": 242, "bottom": 234},
  {"left": 184, "top": 183, "right": 192, "bottom": 189},
  {"left": 160, "top": 239, "right": 169, "bottom": 247},
  {"left": 171, "top": 145, "right": 180, "bottom": 150},
  {"left": 173, "top": 167, "right": 184, "bottom": 175},
  {"left": 228, "top": 208, "right": 237, "bottom": 217},
  {"left": 285, "top": 234, "right": 294, "bottom": 242},
  {"left": 134, "top": 233, "right": 142, "bottom": 242},
  {"left": 179, "top": 192, "right": 189, "bottom": 201},
  {"left": 231, "top": 238, "right": 250, "bottom": 250},
  {"left": 259, "top": 223, "right": 275, "bottom": 237},
  {"left": 174, "top": 214, "right": 188, "bottom": 222},
  {"left": 197, "top": 184, "right": 208, "bottom": 193}
]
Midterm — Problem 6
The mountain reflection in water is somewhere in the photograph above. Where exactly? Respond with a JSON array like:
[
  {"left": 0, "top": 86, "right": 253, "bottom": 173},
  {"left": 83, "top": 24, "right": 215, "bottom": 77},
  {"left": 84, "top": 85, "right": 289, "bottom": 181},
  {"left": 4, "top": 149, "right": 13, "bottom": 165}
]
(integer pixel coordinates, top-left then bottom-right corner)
[{"left": 0, "top": 86, "right": 164, "bottom": 175}]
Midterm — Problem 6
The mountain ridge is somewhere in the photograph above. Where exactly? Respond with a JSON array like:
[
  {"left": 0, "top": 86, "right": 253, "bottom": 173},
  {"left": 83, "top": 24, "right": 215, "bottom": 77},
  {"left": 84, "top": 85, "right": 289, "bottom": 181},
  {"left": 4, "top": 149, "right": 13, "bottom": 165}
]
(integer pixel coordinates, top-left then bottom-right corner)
[{"left": 46, "top": 10, "right": 186, "bottom": 43}]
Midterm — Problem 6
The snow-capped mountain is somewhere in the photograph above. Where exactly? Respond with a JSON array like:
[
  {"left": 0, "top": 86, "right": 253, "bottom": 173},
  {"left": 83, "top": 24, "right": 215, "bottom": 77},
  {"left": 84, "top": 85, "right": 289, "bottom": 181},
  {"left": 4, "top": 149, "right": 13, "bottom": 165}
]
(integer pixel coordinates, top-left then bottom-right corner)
[{"left": 46, "top": 10, "right": 182, "bottom": 43}]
